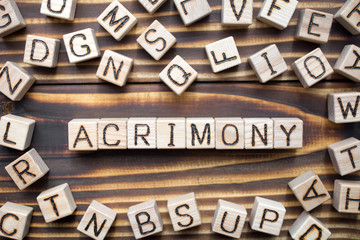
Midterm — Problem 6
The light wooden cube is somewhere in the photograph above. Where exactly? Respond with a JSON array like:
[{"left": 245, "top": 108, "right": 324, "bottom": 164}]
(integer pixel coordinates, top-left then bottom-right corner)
[
  {"left": 63, "top": 28, "right": 101, "bottom": 64},
  {"left": 295, "top": 9, "right": 333, "bottom": 44},
  {"left": 127, "top": 118, "right": 156, "bottom": 149},
  {"left": 23, "top": 35, "right": 60, "bottom": 68},
  {"left": 157, "top": 118, "right": 186, "bottom": 149},
  {"left": 212, "top": 199, "right": 247, "bottom": 238},
  {"left": 257, "top": 0, "right": 298, "bottom": 30},
  {"left": 292, "top": 48, "right": 333, "bottom": 88},
  {"left": 137, "top": 20, "right": 176, "bottom": 61},
  {"left": 97, "top": 0, "right": 137, "bottom": 41},
  {"left": 273, "top": 118, "right": 303, "bottom": 149},
  {"left": 138, "top": 0, "right": 167, "bottom": 14},
  {"left": 5, "top": 148, "right": 49, "bottom": 190},
  {"left": 173, "top": 0, "right": 212, "bottom": 26},
  {"left": 96, "top": 50, "right": 133, "bottom": 87},
  {"left": 289, "top": 211, "right": 331, "bottom": 240},
  {"left": 221, "top": 0, "right": 252, "bottom": 27},
  {"left": 68, "top": 119, "right": 99, "bottom": 151},
  {"left": 328, "top": 92, "right": 360, "bottom": 123},
  {"left": 335, "top": 0, "right": 360, "bottom": 35},
  {"left": 159, "top": 55, "right": 198, "bottom": 95},
  {"left": 0, "top": 0, "right": 26, "bottom": 37},
  {"left": 36, "top": 183, "right": 77, "bottom": 223},
  {"left": 328, "top": 137, "right": 360, "bottom": 176},
  {"left": 77, "top": 200, "right": 117, "bottom": 240},
  {"left": 248, "top": 44, "right": 287, "bottom": 83},
  {"left": 0, "top": 202, "right": 33, "bottom": 240},
  {"left": 249, "top": 197, "right": 286, "bottom": 236},
  {"left": 334, "top": 44, "right": 360, "bottom": 82},
  {"left": 127, "top": 200, "right": 163, "bottom": 239},
  {"left": 333, "top": 179, "right": 360, "bottom": 213},
  {"left": 0, "top": 61, "right": 36, "bottom": 101},
  {"left": 244, "top": 118, "right": 273, "bottom": 149},
  {"left": 205, "top": 36, "right": 241, "bottom": 73},
  {"left": 40, "top": 0, "right": 77, "bottom": 20},
  {"left": 215, "top": 118, "right": 244, "bottom": 150},
  {"left": 186, "top": 118, "right": 215, "bottom": 149},
  {"left": 98, "top": 118, "right": 127, "bottom": 150},
  {"left": 288, "top": 170, "right": 330, "bottom": 212},
  {"left": 0, "top": 114, "right": 35, "bottom": 150}
]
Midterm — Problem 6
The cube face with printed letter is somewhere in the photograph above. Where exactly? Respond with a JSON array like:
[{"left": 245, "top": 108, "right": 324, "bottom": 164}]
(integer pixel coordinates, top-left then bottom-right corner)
[
  {"left": 328, "top": 92, "right": 360, "bottom": 123},
  {"left": 333, "top": 180, "right": 360, "bottom": 213},
  {"left": 0, "top": 0, "right": 26, "bottom": 38},
  {"left": 335, "top": 0, "right": 360, "bottom": 35},
  {"left": 40, "top": 0, "right": 77, "bottom": 20}
]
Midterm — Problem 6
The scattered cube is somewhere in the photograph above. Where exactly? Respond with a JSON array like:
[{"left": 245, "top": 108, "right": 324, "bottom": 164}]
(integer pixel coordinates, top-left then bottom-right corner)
[
  {"left": 212, "top": 199, "right": 247, "bottom": 238},
  {"left": 173, "top": 0, "right": 212, "bottom": 26},
  {"left": 0, "top": 114, "right": 35, "bottom": 150},
  {"left": 127, "top": 118, "right": 156, "bottom": 149},
  {"left": 333, "top": 179, "right": 360, "bottom": 213},
  {"left": 97, "top": 0, "right": 137, "bottom": 41},
  {"left": 128, "top": 200, "right": 163, "bottom": 239},
  {"left": 248, "top": 44, "right": 287, "bottom": 83},
  {"left": 186, "top": 118, "right": 215, "bottom": 149},
  {"left": 257, "top": 0, "right": 298, "bottom": 30},
  {"left": 40, "top": 0, "right": 77, "bottom": 20},
  {"left": 0, "top": 61, "right": 36, "bottom": 101},
  {"left": 215, "top": 118, "right": 244, "bottom": 150},
  {"left": 36, "top": 183, "right": 77, "bottom": 223},
  {"left": 157, "top": 118, "right": 186, "bottom": 149},
  {"left": 244, "top": 118, "right": 273, "bottom": 149},
  {"left": 138, "top": 0, "right": 167, "bottom": 14},
  {"left": 96, "top": 50, "right": 133, "bottom": 87},
  {"left": 159, "top": 55, "right": 197, "bottom": 95},
  {"left": 292, "top": 48, "right": 333, "bottom": 88},
  {"left": 334, "top": 44, "right": 360, "bottom": 82},
  {"left": 249, "top": 196, "right": 286, "bottom": 236},
  {"left": 296, "top": 9, "right": 333, "bottom": 44},
  {"left": 77, "top": 200, "right": 117, "bottom": 240},
  {"left": 0, "top": 0, "right": 26, "bottom": 37},
  {"left": 328, "top": 92, "right": 360, "bottom": 123},
  {"left": 221, "top": 0, "right": 252, "bottom": 27},
  {"left": 273, "top": 118, "right": 303, "bottom": 149},
  {"left": 0, "top": 202, "right": 33, "bottom": 240},
  {"left": 63, "top": 28, "right": 101, "bottom": 63},
  {"left": 5, "top": 148, "right": 49, "bottom": 190},
  {"left": 335, "top": 0, "right": 360, "bottom": 35},
  {"left": 68, "top": 119, "right": 99, "bottom": 151},
  {"left": 98, "top": 118, "right": 127, "bottom": 150}
]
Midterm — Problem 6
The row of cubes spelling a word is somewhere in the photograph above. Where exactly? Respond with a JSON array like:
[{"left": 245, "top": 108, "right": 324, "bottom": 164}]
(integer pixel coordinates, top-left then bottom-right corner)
[{"left": 68, "top": 118, "right": 303, "bottom": 151}]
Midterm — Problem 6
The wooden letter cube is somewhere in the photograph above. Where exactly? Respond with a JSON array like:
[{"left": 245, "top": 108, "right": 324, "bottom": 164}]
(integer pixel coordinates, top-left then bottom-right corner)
[
  {"left": 248, "top": 44, "right": 287, "bottom": 83},
  {"left": 205, "top": 36, "right": 241, "bottom": 73},
  {"left": 173, "top": 0, "right": 212, "bottom": 26},
  {"left": 138, "top": 0, "right": 167, "bottom": 14},
  {"left": 40, "top": 0, "right": 77, "bottom": 20},
  {"left": 289, "top": 211, "right": 331, "bottom": 240},
  {"left": 186, "top": 118, "right": 215, "bottom": 149},
  {"left": 96, "top": 50, "right": 133, "bottom": 87},
  {"left": 159, "top": 55, "right": 198, "bottom": 95},
  {"left": 215, "top": 118, "right": 244, "bottom": 150},
  {"left": 0, "top": 0, "right": 26, "bottom": 37},
  {"left": 295, "top": 9, "right": 333, "bottom": 44},
  {"left": 249, "top": 197, "right": 286, "bottom": 236},
  {"left": 157, "top": 118, "right": 186, "bottom": 149},
  {"left": 77, "top": 200, "right": 117, "bottom": 240},
  {"left": 36, "top": 183, "right": 77, "bottom": 223},
  {"left": 98, "top": 118, "right": 127, "bottom": 150},
  {"left": 63, "top": 28, "right": 101, "bottom": 63},
  {"left": 257, "top": 0, "right": 298, "bottom": 30},
  {"left": 68, "top": 119, "right": 99, "bottom": 151},
  {"left": 0, "top": 61, "right": 36, "bottom": 101},
  {"left": 333, "top": 179, "right": 360, "bottom": 213},
  {"left": 273, "top": 118, "right": 303, "bottom": 149},
  {"left": 0, "top": 114, "right": 35, "bottom": 150},
  {"left": 137, "top": 20, "right": 176, "bottom": 61},
  {"left": 5, "top": 148, "right": 49, "bottom": 190},
  {"left": 334, "top": 44, "right": 360, "bottom": 82},
  {"left": 335, "top": 0, "right": 360, "bottom": 35},
  {"left": 127, "top": 118, "right": 156, "bottom": 149},
  {"left": 292, "top": 48, "right": 333, "bottom": 88},
  {"left": 167, "top": 192, "right": 201, "bottom": 231},
  {"left": 212, "top": 199, "right": 247, "bottom": 238},
  {"left": 244, "top": 118, "right": 273, "bottom": 149},
  {"left": 0, "top": 202, "right": 33, "bottom": 240},
  {"left": 127, "top": 200, "right": 163, "bottom": 239},
  {"left": 221, "top": 0, "right": 252, "bottom": 27},
  {"left": 328, "top": 92, "right": 360, "bottom": 123},
  {"left": 97, "top": 0, "right": 137, "bottom": 41},
  {"left": 288, "top": 170, "right": 330, "bottom": 212},
  {"left": 328, "top": 137, "right": 360, "bottom": 176},
  {"left": 23, "top": 35, "right": 61, "bottom": 68}
]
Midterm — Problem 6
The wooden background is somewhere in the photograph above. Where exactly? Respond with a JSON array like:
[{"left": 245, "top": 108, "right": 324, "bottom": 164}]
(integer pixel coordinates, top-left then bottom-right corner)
[{"left": 0, "top": 0, "right": 360, "bottom": 239}]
